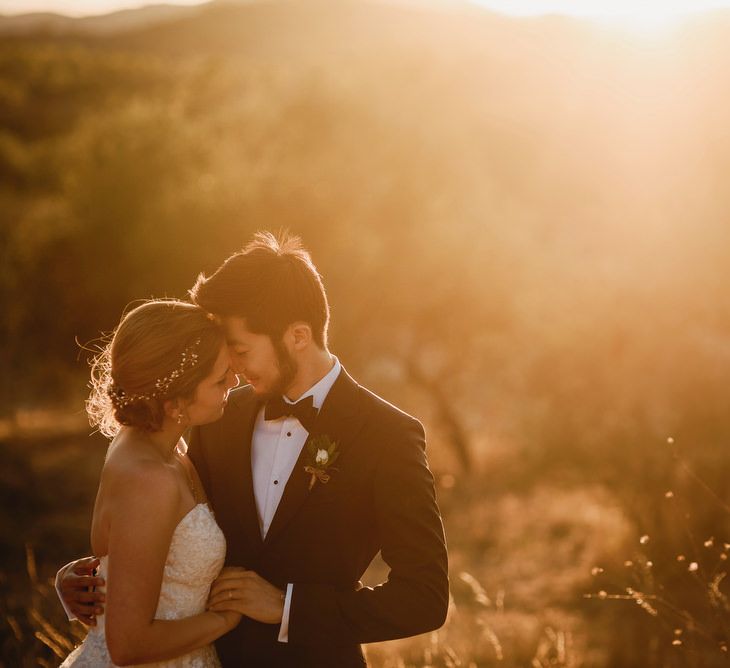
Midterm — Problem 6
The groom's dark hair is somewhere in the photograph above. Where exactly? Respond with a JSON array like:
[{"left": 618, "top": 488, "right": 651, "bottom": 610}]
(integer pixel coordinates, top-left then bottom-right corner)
[{"left": 190, "top": 231, "right": 330, "bottom": 348}]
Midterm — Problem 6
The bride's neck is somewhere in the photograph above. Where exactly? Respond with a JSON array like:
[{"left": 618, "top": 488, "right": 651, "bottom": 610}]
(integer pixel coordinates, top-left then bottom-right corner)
[{"left": 129, "top": 423, "right": 185, "bottom": 461}]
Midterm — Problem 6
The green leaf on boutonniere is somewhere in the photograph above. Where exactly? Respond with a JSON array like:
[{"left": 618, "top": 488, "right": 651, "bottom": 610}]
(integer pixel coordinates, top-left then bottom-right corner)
[{"left": 303, "top": 434, "right": 340, "bottom": 490}]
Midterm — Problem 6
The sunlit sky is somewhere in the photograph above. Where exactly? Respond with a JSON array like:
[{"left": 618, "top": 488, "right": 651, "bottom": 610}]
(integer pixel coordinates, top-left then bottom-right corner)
[{"left": 1, "top": 0, "right": 730, "bottom": 23}]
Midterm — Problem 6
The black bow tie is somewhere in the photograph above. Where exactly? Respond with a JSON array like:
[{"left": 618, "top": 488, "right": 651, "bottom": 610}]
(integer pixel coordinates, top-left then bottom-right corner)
[{"left": 264, "top": 394, "right": 318, "bottom": 432}]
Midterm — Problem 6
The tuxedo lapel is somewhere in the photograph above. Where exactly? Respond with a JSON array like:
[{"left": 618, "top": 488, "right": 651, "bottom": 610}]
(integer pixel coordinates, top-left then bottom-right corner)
[
  {"left": 222, "top": 391, "right": 264, "bottom": 553},
  {"left": 263, "top": 367, "right": 365, "bottom": 546}
]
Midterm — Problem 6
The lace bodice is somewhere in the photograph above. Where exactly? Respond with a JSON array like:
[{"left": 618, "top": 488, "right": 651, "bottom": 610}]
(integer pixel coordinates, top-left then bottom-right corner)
[{"left": 61, "top": 503, "right": 226, "bottom": 668}]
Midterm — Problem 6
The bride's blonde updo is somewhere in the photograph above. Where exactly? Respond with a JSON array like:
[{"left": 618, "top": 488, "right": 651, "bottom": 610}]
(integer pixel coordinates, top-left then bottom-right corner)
[{"left": 87, "top": 299, "right": 224, "bottom": 438}]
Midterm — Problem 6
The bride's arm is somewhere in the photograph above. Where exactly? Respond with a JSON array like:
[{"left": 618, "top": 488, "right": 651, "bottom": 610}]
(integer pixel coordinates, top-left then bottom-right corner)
[{"left": 104, "top": 461, "right": 238, "bottom": 666}]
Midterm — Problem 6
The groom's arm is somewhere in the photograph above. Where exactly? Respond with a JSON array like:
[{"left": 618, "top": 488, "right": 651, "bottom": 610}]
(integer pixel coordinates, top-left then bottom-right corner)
[
  {"left": 55, "top": 556, "right": 105, "bottom": 625},
  {"left": 289, "top": 415, "right": 449, "bottom": 645}
]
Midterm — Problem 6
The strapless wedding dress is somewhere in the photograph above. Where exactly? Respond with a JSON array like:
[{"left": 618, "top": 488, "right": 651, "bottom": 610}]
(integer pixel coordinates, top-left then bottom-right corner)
[{"left": 61, "top": 503, "right": 226, "bottom": 668}]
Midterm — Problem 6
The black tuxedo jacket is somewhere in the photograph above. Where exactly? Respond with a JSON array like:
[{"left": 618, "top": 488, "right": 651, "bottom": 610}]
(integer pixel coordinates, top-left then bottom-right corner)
[{"left": 188, "top": 368, "right": 449, "bottom": 667}]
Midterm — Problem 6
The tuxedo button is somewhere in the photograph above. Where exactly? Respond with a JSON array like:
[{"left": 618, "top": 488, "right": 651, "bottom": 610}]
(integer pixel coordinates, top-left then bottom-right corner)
[
  {"left": 286, "top": 432, "right": 292, "bottom": 437},
  {"left": 274, "top": 480, "right": 279, "bottom": 485}
]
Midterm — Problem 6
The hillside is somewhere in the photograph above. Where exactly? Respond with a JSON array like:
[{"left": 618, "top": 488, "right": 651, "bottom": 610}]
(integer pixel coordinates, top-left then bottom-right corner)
[{"left": 0, "top": 2, "right": 204, "bottom": 35}]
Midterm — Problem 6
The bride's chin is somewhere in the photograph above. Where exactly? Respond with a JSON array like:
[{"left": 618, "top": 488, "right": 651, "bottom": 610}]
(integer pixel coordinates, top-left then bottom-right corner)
[{"left": 195, "top": 408, "right": 227, "bottom": 427}]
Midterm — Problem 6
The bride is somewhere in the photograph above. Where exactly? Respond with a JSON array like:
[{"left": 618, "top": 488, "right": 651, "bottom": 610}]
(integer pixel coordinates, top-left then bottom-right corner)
[{"left": 59, "top": 299, "right": 240, "bottom": 667}]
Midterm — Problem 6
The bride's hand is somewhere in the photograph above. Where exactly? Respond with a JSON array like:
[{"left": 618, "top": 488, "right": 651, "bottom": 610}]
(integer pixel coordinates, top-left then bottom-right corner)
[
  {"left": 211, "top": 609, "right": 242, "bottom": 632},
  {"left": 214, "top": 566, "right": 245, "bottom": 580},
  {"left": 207, "top": 568, "right": 285, "bottom": 625},
  {"left": 207, "top": 567, "right": 246, "bottom": 630}
]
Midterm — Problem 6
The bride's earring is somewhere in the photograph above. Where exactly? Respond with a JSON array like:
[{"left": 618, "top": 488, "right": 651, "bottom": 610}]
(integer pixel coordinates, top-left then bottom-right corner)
[{"left": 176, "top": 411, "right": 183, "bottom": 425}]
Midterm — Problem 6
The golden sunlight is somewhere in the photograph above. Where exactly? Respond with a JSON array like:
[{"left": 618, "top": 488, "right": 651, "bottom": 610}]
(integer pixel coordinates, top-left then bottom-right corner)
[{"left": 479, "top": 0, "right": 730, "bottom": 33}]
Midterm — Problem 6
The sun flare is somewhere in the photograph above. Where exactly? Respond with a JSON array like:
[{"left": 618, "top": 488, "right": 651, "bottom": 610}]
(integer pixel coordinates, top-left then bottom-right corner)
[
  {"left": 596, "top": 9, "right": 689, "bottom": 36},
  {"left": 478, "top": 0, "right": 730, "bottom": 34}
]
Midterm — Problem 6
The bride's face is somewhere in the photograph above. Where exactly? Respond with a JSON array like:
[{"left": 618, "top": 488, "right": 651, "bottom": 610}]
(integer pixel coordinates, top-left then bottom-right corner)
[{"left": 184, "top": 344, "right": 239, "bottom": 425}]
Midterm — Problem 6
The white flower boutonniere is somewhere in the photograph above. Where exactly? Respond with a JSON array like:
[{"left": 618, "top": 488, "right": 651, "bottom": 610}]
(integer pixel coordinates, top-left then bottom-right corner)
[{"left": 303, "top": 434, "right": 340, "bottom": 490}]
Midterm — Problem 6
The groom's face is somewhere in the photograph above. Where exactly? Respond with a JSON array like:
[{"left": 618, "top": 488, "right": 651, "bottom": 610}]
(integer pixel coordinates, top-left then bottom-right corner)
[{"left": 221, "top": 316, "right": 297, "bottom": 398}]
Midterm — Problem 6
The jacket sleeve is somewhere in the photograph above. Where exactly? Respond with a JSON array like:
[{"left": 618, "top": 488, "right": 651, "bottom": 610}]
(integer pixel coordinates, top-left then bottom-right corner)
[{"left": 288, "top": 417, "right": 449, "bottom": 645}]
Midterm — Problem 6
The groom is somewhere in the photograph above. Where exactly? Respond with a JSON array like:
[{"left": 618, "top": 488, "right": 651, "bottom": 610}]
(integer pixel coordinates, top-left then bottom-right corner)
[{"left": 60, "top": 232, "right": 448, "bottom": 666}]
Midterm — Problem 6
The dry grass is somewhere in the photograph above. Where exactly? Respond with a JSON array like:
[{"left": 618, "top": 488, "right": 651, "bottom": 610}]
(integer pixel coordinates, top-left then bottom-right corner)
[{"left": 1, "top": 422, "right": 728, "bottom": 667}]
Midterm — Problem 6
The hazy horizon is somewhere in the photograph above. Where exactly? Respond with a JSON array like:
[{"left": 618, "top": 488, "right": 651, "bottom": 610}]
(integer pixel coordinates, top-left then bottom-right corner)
[
  {"left": 3, "top": 0, "right": 730, "bottom": 20},
  {"left": 0, "top": 0, "right": 207, "bottom": 17}
]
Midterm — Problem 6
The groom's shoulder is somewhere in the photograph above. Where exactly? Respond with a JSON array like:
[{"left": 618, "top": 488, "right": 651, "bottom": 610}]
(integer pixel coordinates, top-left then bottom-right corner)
[{"left": 353, "top": 378, "right": 424, "bottom": 436}]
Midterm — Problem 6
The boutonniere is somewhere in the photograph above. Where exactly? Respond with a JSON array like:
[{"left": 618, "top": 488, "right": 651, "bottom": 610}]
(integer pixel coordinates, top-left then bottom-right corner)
[{"left": 303, "top": 434, "right": 340, "bottom": 490}]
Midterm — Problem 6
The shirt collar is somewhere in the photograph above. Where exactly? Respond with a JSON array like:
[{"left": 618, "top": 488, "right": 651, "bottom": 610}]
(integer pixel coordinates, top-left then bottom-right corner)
[{"left": 283, "top": 355, "right": 341, "bottom": 411}]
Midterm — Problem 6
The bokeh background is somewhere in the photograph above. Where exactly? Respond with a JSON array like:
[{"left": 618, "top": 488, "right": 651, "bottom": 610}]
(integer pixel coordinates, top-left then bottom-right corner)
[{"left": 2, "top": 0, "right": 730, "bottom": 665}]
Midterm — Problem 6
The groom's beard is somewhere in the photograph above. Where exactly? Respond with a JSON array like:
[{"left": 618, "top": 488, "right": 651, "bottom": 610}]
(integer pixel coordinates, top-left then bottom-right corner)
[{"left": 262, "top": 340, "right": 298, "bottom": 401}]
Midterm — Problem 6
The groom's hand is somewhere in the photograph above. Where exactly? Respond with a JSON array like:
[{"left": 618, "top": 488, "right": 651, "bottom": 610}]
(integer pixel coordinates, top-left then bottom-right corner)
[
  {"left": 58, "top": 557, "right": 106, "bottom": 626},
  {"left": 207, "top": 567, "right": 284, "bottom": 624}
]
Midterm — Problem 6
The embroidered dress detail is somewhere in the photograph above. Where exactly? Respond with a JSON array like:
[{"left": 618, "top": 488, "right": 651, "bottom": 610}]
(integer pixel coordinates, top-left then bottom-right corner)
[{"left": 61, "top": 504, "right": 226, "bottom": 668}]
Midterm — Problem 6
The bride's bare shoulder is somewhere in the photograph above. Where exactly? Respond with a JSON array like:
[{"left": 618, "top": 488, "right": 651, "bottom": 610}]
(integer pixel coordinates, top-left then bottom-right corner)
[
  {"left": 92, "top": 433, "right": 182, "bottom": 554},
  {"left": 100, "top": 434, "right": 179, "bottom": 503}
]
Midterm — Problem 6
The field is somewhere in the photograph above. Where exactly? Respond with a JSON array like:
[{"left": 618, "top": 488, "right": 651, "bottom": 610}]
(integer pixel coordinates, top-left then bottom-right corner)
[
  {"left": 2, "top": 1, "right": 730, "bottom": 665},
  {"left": 1, "top": 404, "right": 728, "bottom": 666}
]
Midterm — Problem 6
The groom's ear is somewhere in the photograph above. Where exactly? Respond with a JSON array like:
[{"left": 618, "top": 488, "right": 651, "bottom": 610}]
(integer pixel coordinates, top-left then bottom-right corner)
[{"left": 287, "top": 321, "right": 313, "bottom": 351}]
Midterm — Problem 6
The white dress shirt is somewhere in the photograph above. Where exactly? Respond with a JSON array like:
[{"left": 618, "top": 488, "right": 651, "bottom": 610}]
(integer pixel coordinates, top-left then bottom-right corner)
[{"left": 251, "top": 355, "right": 342, "bottom": 642}]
